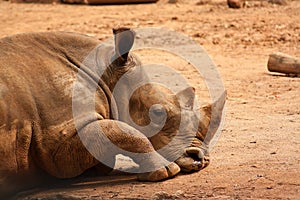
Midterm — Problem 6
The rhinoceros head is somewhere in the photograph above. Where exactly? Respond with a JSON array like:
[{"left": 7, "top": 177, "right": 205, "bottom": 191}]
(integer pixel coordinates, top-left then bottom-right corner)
[
  {"left": 106, "top": 28, "right": 226, "bottom": 173},
  {"left": 127, "top": 84, "right": 226, "bottom": 173}
]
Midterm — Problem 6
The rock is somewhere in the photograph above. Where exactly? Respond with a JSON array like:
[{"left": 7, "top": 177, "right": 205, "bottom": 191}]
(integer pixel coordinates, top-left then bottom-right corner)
[
  {"left": 268, "top": 0, "right": 288, "bottom": 6},
  {"left": 196, "top": 0, "right": 211, "bottom": 5},
  {"left": 227, "top": 0, "right": 245, "bottom": 9},
  {"left": 174, "top": 190, "right": 185, "bottom": 198},
  {"left": 150, "top": 191, "right": 171, "bottom": 200},
  {"left": 150, "top": 190, "right": 185, "bottom": 200}
]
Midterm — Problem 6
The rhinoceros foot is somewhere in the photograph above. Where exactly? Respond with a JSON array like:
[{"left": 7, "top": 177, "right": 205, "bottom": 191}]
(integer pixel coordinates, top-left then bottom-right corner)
[{"left": 137, "top": 162, "right": 180, "bottom": 181}]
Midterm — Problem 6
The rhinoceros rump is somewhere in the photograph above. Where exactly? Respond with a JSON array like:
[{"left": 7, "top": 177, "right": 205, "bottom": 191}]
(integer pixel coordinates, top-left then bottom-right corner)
[{"left": 0, "top": 28, "right": 225, "bottom": 198}]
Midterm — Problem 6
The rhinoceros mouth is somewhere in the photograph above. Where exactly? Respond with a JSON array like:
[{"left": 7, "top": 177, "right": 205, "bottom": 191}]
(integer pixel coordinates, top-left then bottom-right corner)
[{"left": 175, "top": 146, "right": 210, "bottom": 173}]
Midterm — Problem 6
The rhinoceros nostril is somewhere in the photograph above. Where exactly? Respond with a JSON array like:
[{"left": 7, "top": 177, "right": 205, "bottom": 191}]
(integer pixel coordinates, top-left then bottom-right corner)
[
  {"left": 185, "top": 147, "right": 204, "bottom": 161},
  {"left": 187, "top": 152, "right": 199, "bottom": 161}
]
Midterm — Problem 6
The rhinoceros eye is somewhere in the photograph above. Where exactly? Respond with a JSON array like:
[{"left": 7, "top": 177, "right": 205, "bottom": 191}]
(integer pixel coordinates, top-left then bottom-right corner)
[
  {"left": 149, "top": 104, "right": 167, "bottom": 123},
  {"left": 153, "top": 108, "right": 165, "bottom": 116}
]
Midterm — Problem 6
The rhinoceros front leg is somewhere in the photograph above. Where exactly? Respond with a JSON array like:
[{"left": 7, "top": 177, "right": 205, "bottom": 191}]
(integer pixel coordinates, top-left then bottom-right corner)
[
  {"left": 35, "top": 117, "right": 180, "bottom": 181},
  {"left": 79, "top": 119, "right": 180, "bottom": 181}
]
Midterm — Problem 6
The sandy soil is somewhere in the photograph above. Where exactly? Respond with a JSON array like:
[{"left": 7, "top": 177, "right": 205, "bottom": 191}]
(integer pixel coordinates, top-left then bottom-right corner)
[{"left": 0, "top": 0, "right": 299, "bottom": 199}]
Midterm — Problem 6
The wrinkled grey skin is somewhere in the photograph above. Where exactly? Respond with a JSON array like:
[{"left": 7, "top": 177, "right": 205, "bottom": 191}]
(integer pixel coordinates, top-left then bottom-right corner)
[{"left": 0, "top": 27, "right": 225, "bottom": 198}]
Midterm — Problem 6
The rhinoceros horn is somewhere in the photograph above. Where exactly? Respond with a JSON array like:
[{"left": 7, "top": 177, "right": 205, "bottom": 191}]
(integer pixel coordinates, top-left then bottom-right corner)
[{"left": 112, "top": 27, "right": 135, "bottom": 66}]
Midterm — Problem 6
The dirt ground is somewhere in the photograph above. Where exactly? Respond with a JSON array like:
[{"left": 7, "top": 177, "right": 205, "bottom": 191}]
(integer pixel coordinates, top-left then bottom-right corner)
[{"left": 0, "top": 0, "right": 299, "bottom": 199}]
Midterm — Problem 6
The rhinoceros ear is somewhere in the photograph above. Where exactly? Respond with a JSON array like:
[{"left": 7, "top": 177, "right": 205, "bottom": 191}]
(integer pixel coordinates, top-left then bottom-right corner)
[
  {"left": 112, "top": 27, "right": 135, "bottom": 66},
  {"left": 176, "top": 87, "right": 196, "bottom": 110}
]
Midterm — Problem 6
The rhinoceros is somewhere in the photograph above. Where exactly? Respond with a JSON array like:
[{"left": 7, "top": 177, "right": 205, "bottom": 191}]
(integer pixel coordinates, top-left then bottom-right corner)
[{"left": 0, "top": 27, "right": 225, "bottom": 198}]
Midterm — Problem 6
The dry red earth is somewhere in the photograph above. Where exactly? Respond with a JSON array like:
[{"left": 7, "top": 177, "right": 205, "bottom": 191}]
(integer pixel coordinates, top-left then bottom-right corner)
[{"left": 0, "top": 0, "right": 299, "bottom": 199}]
